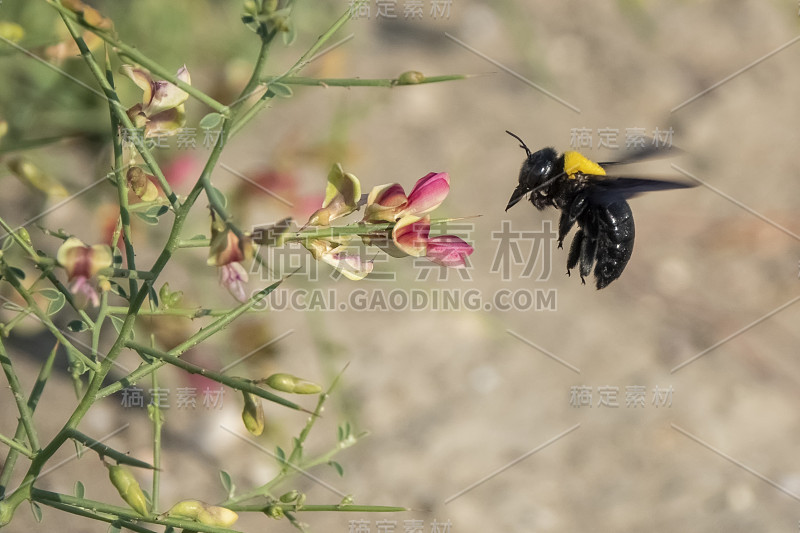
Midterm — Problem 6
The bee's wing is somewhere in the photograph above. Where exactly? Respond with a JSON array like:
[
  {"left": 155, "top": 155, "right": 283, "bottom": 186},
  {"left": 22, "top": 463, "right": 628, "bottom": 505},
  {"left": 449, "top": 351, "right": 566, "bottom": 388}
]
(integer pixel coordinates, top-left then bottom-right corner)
[
  {"left": 585, "top": 175, "right": 695, "bottom": 205},
  {"left": 598, "top": 142, "right": 680, "bottom": 169}
]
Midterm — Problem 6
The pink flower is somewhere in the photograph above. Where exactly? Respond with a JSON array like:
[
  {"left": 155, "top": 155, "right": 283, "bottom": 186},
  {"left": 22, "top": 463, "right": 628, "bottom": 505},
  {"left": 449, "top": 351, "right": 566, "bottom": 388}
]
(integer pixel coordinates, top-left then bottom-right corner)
[
  {"left": 303, "top": 239, "right": 374, "bottom": 281},
  {"left": 425, "top": 235, "right": 474, "bottom": 268},
  {"left": 56, "top": 237, "right": 113, "bottom": 307},
  {"left": 399, "top": 172, "right": 450, "bottom": 218},
  {"left": 363, "top": 172, "right": 450, "bottom": 223},
  {"left": 121, "top": 64, "right": 191, "bottom": 137},
  {"left": 388, "top": 216, "right": 473, "bottom": 268},
  {"left": 219, "top": 262, "right": 249, "bottom": 303},
  {"left": 391, "top": 215, "right": 430, "bottom": 257}
]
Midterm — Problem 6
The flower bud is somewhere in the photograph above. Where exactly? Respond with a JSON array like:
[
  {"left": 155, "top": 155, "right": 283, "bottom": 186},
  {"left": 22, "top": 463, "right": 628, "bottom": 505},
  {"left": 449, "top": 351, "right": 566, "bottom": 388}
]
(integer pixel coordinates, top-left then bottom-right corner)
[
  {"left": 265, "top": 373, "right": 322, "bottom": 395},
  {"left": 241, "top": 391, "right": 264, "bottom": 436},
  {"left": 279, "top": 490, "right": 299, "bottom": 503},
  {"left": 265, "top": 505, "right": 284, "bottom": 519},
  {"left": 106, "top": 464, "right": 148, "bottom": 516}
]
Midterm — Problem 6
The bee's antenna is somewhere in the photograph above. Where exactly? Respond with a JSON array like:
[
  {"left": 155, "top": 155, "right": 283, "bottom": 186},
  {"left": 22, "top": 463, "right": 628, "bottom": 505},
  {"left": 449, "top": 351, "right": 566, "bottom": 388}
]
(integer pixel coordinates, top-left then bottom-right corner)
[{"left": 505, "top": 130, "right": 531, "bottom": 158}]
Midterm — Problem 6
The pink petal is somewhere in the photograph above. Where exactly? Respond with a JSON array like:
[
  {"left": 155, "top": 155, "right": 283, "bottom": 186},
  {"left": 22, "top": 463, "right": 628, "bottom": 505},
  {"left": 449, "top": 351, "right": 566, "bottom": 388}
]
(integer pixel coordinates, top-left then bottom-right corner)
[
  {"left": 322, "top": 252, "right": 374, "bottom": 281},
  {"left": 425, "top": 235, "right": 473, "bottom": 268},
  {"left": 392, "top": 215, "right": 430, "bottom": 257},
  {"left": 70, "top": 276, "right": 100, "bottom": 307},
  {"left": 400, "top": 172, "right": 450, "bottom": 217},
  {"left": 363, "top": 183, "right": 408, "bottom": 223},
  {"left": 219, "top": 262, "right": 249, "bottom": 302}
]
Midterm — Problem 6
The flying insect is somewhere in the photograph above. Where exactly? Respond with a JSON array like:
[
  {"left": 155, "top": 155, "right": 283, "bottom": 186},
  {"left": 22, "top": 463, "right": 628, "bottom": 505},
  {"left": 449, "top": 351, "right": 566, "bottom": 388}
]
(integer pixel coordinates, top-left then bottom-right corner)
[{"left": 505, "top": 131, "right": 693, "bottom": 289}]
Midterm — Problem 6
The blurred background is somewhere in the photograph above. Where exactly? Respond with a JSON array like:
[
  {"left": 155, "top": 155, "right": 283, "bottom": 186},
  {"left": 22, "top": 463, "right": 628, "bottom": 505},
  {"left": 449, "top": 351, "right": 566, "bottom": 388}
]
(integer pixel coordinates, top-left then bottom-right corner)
[{"left": 1, "top": 0, "right": 800, "bottom": 531}]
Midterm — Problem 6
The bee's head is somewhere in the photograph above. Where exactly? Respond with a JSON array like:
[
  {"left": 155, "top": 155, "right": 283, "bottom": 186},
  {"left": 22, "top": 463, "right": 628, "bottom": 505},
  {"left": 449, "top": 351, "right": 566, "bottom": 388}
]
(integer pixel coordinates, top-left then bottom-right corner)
[{"left": 505, "top": 131, "right": 558, "bottom": 211}]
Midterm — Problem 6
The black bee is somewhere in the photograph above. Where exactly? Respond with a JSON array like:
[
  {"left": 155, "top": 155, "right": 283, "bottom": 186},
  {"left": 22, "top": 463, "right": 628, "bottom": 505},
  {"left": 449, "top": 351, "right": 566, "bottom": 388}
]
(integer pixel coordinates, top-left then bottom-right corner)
[{"left": 505, "top": 131, "right": 693, "bottom": 289}]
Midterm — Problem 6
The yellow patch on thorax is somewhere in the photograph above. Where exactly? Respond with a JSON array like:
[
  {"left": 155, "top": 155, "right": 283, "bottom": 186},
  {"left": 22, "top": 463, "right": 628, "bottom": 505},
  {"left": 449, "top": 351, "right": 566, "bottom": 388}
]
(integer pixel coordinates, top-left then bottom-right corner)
[{"left": 563, "top": 151, "right": 606, "bottom": 178}]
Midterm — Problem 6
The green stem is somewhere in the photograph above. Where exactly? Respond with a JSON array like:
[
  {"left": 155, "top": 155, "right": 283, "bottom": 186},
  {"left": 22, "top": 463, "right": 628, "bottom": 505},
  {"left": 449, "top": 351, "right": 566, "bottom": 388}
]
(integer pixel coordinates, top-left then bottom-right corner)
[
  {"left": 0, "top": 268, "right": 99, "bottom": 373},
  {"left": 35, "top": 499, "right": 158, "bottom": 533},
  {"left": 175, "top": 238, "right": 211, "bottom": 248},
  {"left": 0, "top": 434, "right": 33, "bottom": 459},
  {"left": 0, "top": 339, "right": 39, "bottom": 452},
  {"left": 222, "top": 366, "right": 349, "bottom": 506},
  {"left": 230, "top": 0, "right": 366, "bottom": 137},
  {"left": 44, "top": 0, "right": 229, "bottom": 116},
  {"left": 31, "top": 489, "right": 244, "bottom": 533},
  {"left": 150, "top": 370, "right": 162, "bottom": 512},
  {"left": 229, "top": 503, "right": 408, "bottom": 513},
  {"left": 56, "top": 10, "right": 180, "bottom": 209},
  {"left": 99, "top": 268, "right": 157, "bottom": 280},
  {"left": 126, "top": 341, "right": 307, "bottom": 412},
  {"left": 0, "top": 343, "right": 57, "bottom": 498},
  {"left": 95, "top": 279, "right": 281, "bottom": 400},
  {"left": 105, "top": 306, "right": 222, "bottom": 318},
  {"left": 64, "top": 429, "right": 154, "bottom": 470},
  {"left": 107, "top": 55, "right": 139, "bottom": 299},
  {"left": 0, "top": 83, "right": 227, "bottom": 524},
  {"left": 261, "top": 74, "right": 468, "bottom": 87}
]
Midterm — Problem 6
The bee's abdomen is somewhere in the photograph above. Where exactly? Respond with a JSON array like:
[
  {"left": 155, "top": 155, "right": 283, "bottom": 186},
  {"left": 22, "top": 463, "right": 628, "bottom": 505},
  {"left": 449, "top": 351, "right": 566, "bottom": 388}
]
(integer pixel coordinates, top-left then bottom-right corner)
[{"left": 593, "top": 200, "right": 635, "bottom": 289}]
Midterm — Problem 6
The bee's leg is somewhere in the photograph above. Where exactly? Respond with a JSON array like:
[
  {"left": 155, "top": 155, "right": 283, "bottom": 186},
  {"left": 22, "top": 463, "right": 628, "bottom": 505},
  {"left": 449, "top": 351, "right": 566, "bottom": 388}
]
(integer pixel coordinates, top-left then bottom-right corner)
[
  {"left": 579, "top": 233, "right": 598, "bottom": 281},
  {"left": 558, "top": 194, "right": 588, "bottom": 248},
  {"left": 566, "top": 229, "right": 584, "bottom": 279}
]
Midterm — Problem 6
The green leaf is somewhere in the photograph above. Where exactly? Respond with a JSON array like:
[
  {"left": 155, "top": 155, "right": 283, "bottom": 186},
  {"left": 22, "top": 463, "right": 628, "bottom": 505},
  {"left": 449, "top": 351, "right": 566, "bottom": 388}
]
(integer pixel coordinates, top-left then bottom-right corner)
[
  {"left": 268, "top": 82, "right": 293, "bottom": 98},
  {"left": 30, "top": 501, "right": 43, "bottom": 523},
  {"left": 38, "top": 288, "right": 61, "bottom": 301},
  {"left": 220, "top": 470, "right": 235, "bottom": 499},
  {"left": 187, "top": 234, "right": 207, "bottom": 241},
  {"left": 134, "top": 211, "right": 159, "bottom": 225},
  {"left": 108, "top": 524, "right": 122, "bottom": 533},
  {"left": 275, "top": 446, "right": 286, "bottom": 464},
  {"left": 7, "top": 266, "right": 25, "bottom": 280},
  {"left": 148, "top": 285, "right": 159, "bottom": 308},
  {"left": 74, "top": 480, "right": 85, "bottom": 499},
  {"left": 108, "top": 280, "right": 129, "bottom": 300},
  {"left": 330, "top": 460, "right": 344, "bottom": 477},
  {"left": 282, "top": 20, "right": 296, "bottom": 46},
  {"left": 109, "top": 315, "right": 127, "bottom": 337},
  {"left": 46, "top": 292, "right": 66, "bottom": 316},
  {"left": 199, "top": 112, "right": 223, "bottom": 130},
  {"left": 67, "top": 319, "right": 88, "bottom": 332}
]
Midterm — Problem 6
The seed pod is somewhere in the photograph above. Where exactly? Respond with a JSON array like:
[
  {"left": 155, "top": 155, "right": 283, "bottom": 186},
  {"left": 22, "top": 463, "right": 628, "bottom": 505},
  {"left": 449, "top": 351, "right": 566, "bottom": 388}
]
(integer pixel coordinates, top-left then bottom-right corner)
[
  {"left": 165, "top": 499, "right": 205, "bottom": 519},
  {"left": 106, "top": 464, "right": 148, "bottom": 516},
  {"left": 197, "top": 505, "right": 239, "bottom": 527},
  {"left": 397, "top": 71, "right": 425, "bottom": 85},
  {"left": 264, "top": 373, "right": 322, "bottom": 394},
  {"left": 241, "top": 391, "right": 264, "bottom": 436}
]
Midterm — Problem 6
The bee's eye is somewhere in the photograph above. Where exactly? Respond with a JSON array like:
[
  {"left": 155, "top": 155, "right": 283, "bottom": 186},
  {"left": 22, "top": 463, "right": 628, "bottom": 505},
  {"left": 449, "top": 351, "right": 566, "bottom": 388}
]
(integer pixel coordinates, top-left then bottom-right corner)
[{"left": 536, "top": 163, "right": 551, "bottom": 176}]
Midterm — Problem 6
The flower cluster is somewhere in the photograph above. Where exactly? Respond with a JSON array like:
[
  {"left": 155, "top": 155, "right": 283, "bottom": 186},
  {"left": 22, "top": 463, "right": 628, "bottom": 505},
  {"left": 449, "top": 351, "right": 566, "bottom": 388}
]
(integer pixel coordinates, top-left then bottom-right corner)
[
  {"left": 120, "top": 64, "right": 191, "bottom": 138},
  {"left": 298, "top": 164, "right": 473, "bottom": 280}
]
